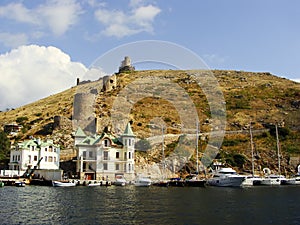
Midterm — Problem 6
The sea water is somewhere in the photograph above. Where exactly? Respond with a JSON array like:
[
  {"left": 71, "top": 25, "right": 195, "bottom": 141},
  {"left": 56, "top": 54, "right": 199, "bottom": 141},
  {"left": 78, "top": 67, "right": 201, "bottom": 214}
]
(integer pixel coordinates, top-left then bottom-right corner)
[{"left": 0, "top": 185, "right": 300, "bottom": 225}]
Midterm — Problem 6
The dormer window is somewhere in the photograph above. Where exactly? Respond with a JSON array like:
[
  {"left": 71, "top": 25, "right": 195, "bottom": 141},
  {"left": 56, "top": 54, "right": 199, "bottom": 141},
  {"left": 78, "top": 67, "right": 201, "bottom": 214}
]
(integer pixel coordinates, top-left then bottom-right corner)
[{"left": 104, "top": 139, "right": 110, "bottom": 147}]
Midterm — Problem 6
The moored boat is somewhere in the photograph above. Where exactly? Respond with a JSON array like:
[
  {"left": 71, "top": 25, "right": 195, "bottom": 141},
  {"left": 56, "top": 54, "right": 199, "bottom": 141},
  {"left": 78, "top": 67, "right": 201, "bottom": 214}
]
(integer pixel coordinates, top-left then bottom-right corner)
[
  {"left": 15, "top": 181, "right": 26, "bottom": 187},
  {"left": 52, "top": 180, "right": 76, "bottom": 187},
  {"left": 283, "top": 175, "right": 300, "bottom": 185},
  {"left": 207, "top": 167, "right": 245, "bottom": 187},
  {"left": 184, "top": 175, "right": 206, "bottom": 187},
  {"left": 0, "top": 181, "right": 4, "bottom": 187},
  {"left": 114, "top": 175, "right": 126, "bottom": 186},
  {"left": 134, "top": 176, "right": 152, "bottom": 187},
  {"left": 242, "top": 175, "right": 263, "bottom": 186},
  {"left": 260, "top": 174, "right": 285, "bottom": 186}
]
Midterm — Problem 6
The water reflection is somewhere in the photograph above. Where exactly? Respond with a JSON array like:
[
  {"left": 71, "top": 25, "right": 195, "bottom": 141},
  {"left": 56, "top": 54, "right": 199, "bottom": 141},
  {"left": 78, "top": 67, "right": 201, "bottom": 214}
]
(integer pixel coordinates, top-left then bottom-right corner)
[{"left": 1, "top": 186, "right": 300, "bottom": 225}]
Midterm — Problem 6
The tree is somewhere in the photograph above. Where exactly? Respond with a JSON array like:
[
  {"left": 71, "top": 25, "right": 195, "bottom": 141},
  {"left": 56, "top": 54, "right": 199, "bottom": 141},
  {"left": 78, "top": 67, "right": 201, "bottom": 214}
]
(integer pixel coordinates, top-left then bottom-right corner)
[{"left": 0, "top": 130, "right": 11, "bottom": 169}]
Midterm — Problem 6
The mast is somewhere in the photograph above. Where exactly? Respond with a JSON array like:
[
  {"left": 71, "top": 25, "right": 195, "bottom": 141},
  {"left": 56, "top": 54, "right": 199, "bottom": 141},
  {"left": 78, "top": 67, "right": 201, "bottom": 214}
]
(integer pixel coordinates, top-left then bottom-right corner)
[
  {"left": 249, "top": 123, "right": 255, "bottom": 177},
  {"left": 275, "top": 123, "right": 281, "bottom": 176},
  {"left": 162, "top": 125, "right": 165, "bottom": 180},
  {"left": 196, "top": 120, "right": 199, "bottom": 174}
]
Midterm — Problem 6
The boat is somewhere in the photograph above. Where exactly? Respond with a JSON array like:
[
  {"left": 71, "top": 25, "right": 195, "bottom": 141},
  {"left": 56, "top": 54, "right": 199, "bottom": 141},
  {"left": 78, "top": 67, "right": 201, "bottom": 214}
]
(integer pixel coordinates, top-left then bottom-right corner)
[
  {"left": 134, "top": 176, "right": 152, "bottom": 187},
  {"left": 87, "top": 181, "right": 102, "bottom": 186},
  {"left": 283, "top": 175, "right": 300, "bottom": 185},
  {"left": 114, "top": 175, "right": 126, "bottom": 186},
  {"left": 260, "top": 174, "right": 285, "bottom": 185},
  {"left": 15, "top": 181, "right": 26, "bottom": 187},
  {"left": 0, "top": 181, "right": 4, "bottom": 187},
  {"left": 260, "top": 124, "right": 286, "bottom": 186},
  {"left": 242, "top": 175, "right": 262, "bottom": 186},
  {"left": 52, "top": 180, "right": 76, "bottom": 187},
  {"left": 168, "top": 177, "right": 185, "bottom": 187},
  {"left": 242, "top": 124, "right": 263, "bottom": 186},
  {"left": 207, "top": 167, "right": 245, "bottom": 187},
  {"left": 184, "top": 175, "right": 206, "bottom": 187},
  {"left": 152, "top": 180, "right": 169, "bottom": 187}
]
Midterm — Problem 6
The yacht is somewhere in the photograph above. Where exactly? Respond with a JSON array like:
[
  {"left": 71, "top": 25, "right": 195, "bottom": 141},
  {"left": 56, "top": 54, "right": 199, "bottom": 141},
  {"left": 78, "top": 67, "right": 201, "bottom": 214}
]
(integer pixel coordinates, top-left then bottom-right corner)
[
  {"left": 52, "top": 180, "right": 76, "bottom": 187},
  {"left": 207, "top": 167, "right": 245, "bottom": 187},
  {"left": 134, "top": 176, "right": 152, "bottom": 187},
  {"left": 260, "top": 174, "right": 285, "bottom": 185},
  {"left": 114, "top": 175, "right": 126, "bottom": 186},
  {"left": 242, "top": 175, "right": 263, "bottom": 186},
  {"left": 284, "top": 175, "right": 300, "bottom": 185}
]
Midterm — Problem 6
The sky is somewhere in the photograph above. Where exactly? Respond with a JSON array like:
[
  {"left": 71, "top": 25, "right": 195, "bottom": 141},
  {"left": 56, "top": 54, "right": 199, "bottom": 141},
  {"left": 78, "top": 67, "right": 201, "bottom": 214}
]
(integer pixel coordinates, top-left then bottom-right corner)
[{"left": 0, "top": 0, "right": 300, "bottom": 110}]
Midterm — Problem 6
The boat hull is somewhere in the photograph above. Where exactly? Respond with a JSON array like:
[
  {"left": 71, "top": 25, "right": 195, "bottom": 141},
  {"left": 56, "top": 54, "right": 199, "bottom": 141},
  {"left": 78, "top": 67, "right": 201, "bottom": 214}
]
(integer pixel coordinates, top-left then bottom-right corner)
[
  {"left": 208, "top": 176, "right": 245, "bottom": 187},
  {"left": 52, "top": 181, "right": 76, "bottom": 187}
]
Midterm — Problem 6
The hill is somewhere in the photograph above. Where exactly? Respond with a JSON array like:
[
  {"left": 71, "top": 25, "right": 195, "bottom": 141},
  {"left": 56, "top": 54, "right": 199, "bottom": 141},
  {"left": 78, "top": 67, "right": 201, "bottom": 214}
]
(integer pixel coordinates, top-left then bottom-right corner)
[{"left": 0, "top": 70, "right": 299, "bottom": 176}]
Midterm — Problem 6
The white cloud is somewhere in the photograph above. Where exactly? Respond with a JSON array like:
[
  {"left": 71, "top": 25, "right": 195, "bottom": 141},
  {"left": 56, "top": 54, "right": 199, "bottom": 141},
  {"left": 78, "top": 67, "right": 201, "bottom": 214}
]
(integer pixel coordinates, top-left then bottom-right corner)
[
  {"left": 0, "top": 45, "right": 88, "bottom": 110},
  {"left": 94, "top": 2, "right": 161, "bottom": 38},
  {"left": 37, "top": 0, "right": 84, "bottom": 36},
  {"left": 0, "top": 3, "right": 38, "bottom": 24},
  {"left": 0, "top": 0, "right": 83, "bottom": 36}
]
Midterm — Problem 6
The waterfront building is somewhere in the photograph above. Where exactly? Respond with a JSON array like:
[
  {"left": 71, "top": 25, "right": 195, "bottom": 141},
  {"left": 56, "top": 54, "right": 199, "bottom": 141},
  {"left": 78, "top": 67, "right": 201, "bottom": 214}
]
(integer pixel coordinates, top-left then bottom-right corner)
[
  {"left": 9, "top": 138, "right": 60, "bottom": 171},
  {"left": 74, "top": 123, "right": 135, "bottom": 181}
]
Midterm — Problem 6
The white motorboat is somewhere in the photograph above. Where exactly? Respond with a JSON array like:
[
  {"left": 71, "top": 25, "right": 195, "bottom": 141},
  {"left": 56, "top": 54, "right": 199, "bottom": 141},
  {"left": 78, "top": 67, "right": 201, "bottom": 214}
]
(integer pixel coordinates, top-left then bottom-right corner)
[
  {"left": 242, "top": 175, "right": 263, "bottom": 186},
  {"left": 207, "top": 167, "right": 245, "bottom": 187},
  {"left": 87, "top": 181, "right": 101, "bottom": 186},
  {"left": 260, "top": 174, "right": 286, "bottom": 186},
  {"left": 15, "top": 181, "right": 26, "bottom": 187},
  {"left": 284, "top": 176, "right": 300, "bottom": 185},
  {"left": 114, "top": 175, "right": 126, "bottom": 186},
  {"left": 52, "top": 180, "right": 76, "bottom": 187},
  {"left": 135, "top": 176, "right": 152, "bottom": 187}
]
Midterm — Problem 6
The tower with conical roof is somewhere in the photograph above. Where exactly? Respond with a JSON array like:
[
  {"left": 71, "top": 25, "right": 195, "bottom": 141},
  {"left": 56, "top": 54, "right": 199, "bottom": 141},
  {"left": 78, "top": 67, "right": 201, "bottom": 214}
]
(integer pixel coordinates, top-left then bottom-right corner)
[
  {"left": 74, "top": 127, "right": 87, "bottom": 145},
  {"left": 121, "top": 123, "right": 135, "bottom": 178}
]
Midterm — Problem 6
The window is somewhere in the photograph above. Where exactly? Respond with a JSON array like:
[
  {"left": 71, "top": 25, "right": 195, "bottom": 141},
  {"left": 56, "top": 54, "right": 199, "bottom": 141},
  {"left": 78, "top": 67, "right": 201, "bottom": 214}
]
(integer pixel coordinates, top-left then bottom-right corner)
[
  {"left": 104, "top": 151, "right": 109, "bottom": 160},
  {"left": 45, "top": 156, "right": 47, "bottom": 162},
  {"left": 49, "top": 156, "right": 53, "bottom": 162},
  {"left": 124, "top": 139, "right": 127, "bottom": 146},
  {"left": 124, "top": 152, "right": 127, "bottom": 160},
  {"left": 18, "top": 155, "right": 20, "bottom": 161},
  {"left": 28, "top": 155, "right": 31, "bottom": 163},
  {"left": 124, "top": 164, "right": 126, "bottom": 171},
  {"left": 54, "top": 148, "right": 56, "bottom": 152},
  {"left": 128, "top": 152, "right": 131, "bottom": 159},
  {"left": 54, "top": 157, "right": 56, "bottom": 162},
  {"left": 115, "top": 163, "right": 119, "bottom": 170},
  {"left": 49, "top": 146, "right": 53, "bottom": 152},
  {"left": 103, "top": 163, "right": 108, "bottom": 170},
  {"left": 82, "top": 151, "right": 86, "bottom": 159},
  {"left": 104, "top": 139, "right": 110, "bottom": 147},
  {"left": 89, "top": 151, "right": 93, "bottom": 158},
  {"left": 31, "top": 146, "right": 34, "bottom": 151},
  {"left": 129, "top": 163, "right": 131, "bottom": 171},
  {"left": 128, "top": 139, "right": 131, "bottom": 146},
  {"left": 34, "top": 155, "right": 38, "bottom": 161},
  {"left": 116, "top": 152, "right": 119, "bottom": 159},
  {"left": 45, "top": 148, "right": 47, "bottom": 152}
]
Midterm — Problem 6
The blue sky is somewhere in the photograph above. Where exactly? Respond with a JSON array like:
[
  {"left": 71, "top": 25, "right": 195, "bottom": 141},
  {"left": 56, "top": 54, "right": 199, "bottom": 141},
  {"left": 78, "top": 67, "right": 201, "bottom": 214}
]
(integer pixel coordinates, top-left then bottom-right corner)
[{"left": 0, "top": 0, "right": 299, "bottom": 109}]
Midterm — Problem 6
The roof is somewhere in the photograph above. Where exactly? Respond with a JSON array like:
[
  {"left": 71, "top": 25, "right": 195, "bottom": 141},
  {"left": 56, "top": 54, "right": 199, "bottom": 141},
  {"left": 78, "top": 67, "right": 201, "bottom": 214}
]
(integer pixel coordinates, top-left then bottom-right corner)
[
  {"left": 75, "top": 127, "right": 86, "bottom": 137},
  {"left": 77, "top": 132, "right": 123, "bottom": 146},
  {"left": 122, "top": 123, "right": 135, "bottom": 137}
]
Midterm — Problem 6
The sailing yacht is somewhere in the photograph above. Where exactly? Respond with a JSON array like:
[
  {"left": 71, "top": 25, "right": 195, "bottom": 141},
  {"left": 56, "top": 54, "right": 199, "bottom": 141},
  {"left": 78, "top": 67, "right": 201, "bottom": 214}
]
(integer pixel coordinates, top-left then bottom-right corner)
[
  {"left": 261, "top": 124, "right": 286, "bottom": 185},
  {"left": 242, "top": 123, "right": 263, "bottom": 186},
  {"left": 152, "top": 125, "right": 169, "bottom": 187}
]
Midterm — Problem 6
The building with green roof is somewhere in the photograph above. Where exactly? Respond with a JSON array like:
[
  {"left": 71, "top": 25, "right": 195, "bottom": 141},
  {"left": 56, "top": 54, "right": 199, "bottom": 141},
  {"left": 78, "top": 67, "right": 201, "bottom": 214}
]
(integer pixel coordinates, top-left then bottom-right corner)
[{"left": 74, "top": 123, "right": 136, "bottom": 181}]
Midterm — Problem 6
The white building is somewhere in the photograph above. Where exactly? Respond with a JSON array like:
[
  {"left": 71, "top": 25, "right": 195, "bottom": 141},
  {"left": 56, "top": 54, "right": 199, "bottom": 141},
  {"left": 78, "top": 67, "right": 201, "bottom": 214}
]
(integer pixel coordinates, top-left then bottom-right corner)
[
  {"left": 9, "top": 138, "right": 60, "bottom": 171},
  {"left": 74, "top": 123, "right": 136, "bottom": 181}
]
